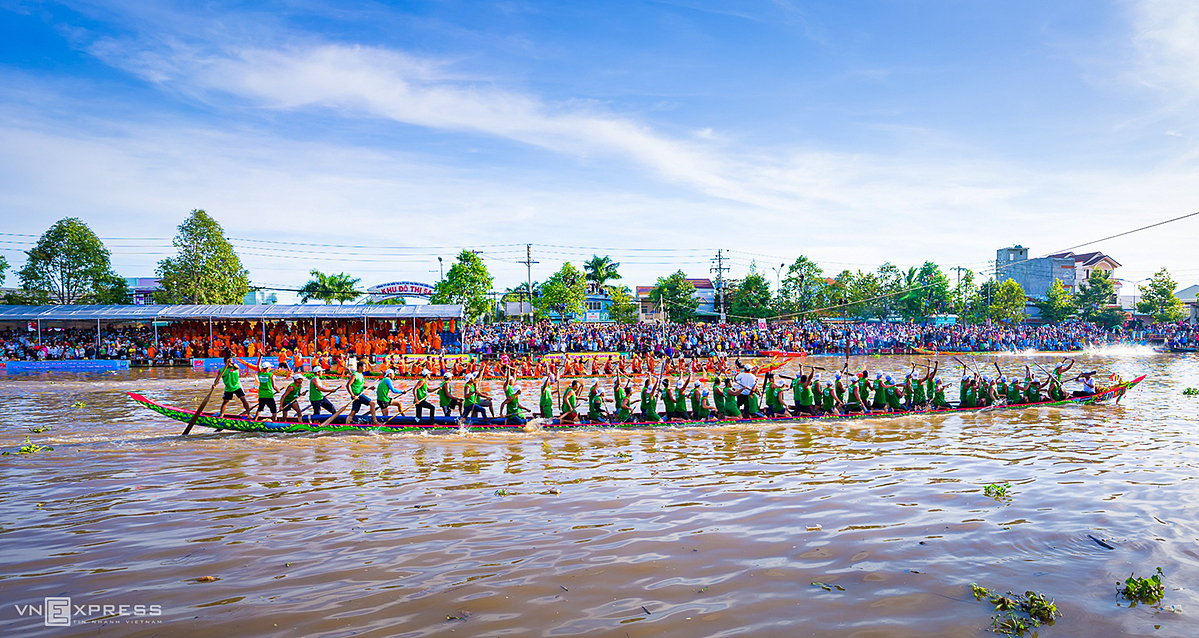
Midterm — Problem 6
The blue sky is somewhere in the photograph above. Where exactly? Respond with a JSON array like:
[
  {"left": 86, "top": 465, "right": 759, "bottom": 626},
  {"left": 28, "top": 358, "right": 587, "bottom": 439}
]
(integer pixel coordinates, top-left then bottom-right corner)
[{"left": 1, "top": 0, "right": 1198, "bottom": 299}]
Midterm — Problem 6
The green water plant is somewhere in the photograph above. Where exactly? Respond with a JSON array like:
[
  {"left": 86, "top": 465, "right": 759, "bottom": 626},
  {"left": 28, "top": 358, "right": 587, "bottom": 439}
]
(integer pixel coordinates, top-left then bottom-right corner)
[
  {"left": 493, "top": 489, "right": 508, "bottom": 497},
  {"left": 1119, "top": 568, "right": 1165, "bottom": 605},
  {"left": 970, "top": 583, "right": 1060, "bottom": 636},
  {"left": 29, "top": 426, "right": 51, "bottom": 433},
  {"left": 984, "top": 482, "right": 1011, "bottom": 499},
  {"left": 5, "top": 437, "right": 54, "bottom": 455},
  {"left": 1183, "top": 387, "right": 1198, "bottom": 396}
]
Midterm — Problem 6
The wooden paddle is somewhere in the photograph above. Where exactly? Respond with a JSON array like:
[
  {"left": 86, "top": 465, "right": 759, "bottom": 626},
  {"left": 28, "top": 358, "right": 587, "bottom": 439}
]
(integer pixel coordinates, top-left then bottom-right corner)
[
  {"left": 321, "top": 398, "right": 354, "bottom": 426},
  {"left": 182, "top": 375, "right": 220, "bottom": 436}
]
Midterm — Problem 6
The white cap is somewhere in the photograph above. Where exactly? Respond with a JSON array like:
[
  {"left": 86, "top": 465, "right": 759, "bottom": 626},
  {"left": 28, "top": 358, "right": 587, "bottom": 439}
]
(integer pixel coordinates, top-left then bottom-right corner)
[
  {"left": 262, "top": 362, "right": 273, "bottom": 369},
  {"left": 465, "top": 372, "right": 476, "bottom": 380},
  {"left": 421, "top": 369, "right": 431, "bottom": 376},
  {"left": 444, "top": 372, "right": 452, "bottom": 379},
  {"left": 312, "top": 366, "right": 324, "bottom": 373},
  {"left": 293, "top": 374, "right": 303, "bottom": 381},
  {"left": 384, "top": 369, "right": 395, "bottom": 377}
]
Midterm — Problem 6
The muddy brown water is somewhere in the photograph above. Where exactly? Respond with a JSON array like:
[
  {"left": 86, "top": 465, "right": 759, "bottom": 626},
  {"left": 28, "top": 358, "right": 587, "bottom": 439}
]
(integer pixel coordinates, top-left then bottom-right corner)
[{"left": 0, "top": 350, "right": 1196, "bottom": 637}]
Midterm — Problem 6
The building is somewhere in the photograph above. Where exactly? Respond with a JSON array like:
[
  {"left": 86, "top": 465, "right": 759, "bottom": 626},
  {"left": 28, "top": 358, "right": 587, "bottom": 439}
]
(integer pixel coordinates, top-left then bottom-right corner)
[
  {"left": 125, "top": 277, "right": 162, "bottom": 305},
  {"left": 581, "top": 282, "right": 612, "bottom": 322},
  {"left": 244, "top": 290, "right": 279, "bottom": 305},
  {"left": 1178, "top": 284, "right": 1199, "bottom": 324},
  {"left": 636, "top": 278, "right": 718, "bottom": 323},
  {"left": 995, "top": 246, "right": 1121, "bottom": 299}
]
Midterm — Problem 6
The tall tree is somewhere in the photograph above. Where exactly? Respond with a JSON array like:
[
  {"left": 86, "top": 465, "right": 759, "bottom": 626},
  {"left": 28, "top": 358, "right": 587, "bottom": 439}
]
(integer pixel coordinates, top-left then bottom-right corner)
[
  {"left": 729, "top": 267, "right": 773, "bottom": 322},
  {"left": 156, "top": 210, "right": 250, "bottom": 304},
  {"left": 18, "top": 218, "right": 121, "bottom": 304},
  {"left": 1137, "top": 267, "right": 1186, "bottom": 323},
  {"left": 1074, "top": 270, "right": 1116, "bottom": 321},
  {"left": 949, "top": 267, "right": 976, "bottom": 318},
  {"left": 536, "top": 262, "right": 587, "bottom": 321},
  {"left": 988, "top": 279, "right": 1027, "bottom": 325},
  {"left": 583, "top": 255, "right": 621, "bottom": 291},
  {"left": 775, "top": 255, "right": 826, "bottom": 318},
  {"left": 1034, "top": 279, "right": 1076, "bottom": 323},
  {"left": 0, "top": 255, "right": 7, "bottom": 286},
  {"left": 649, "top": 270, "right": 699, "bottom": 323},
  {"left": 431, "top": 250, "right": 494, "bottom": 322},
  {"left": 899, "top": 262, "right": 952, "bottom": 320},
  {"left": 502, "top": 281, "right": 540, "bottom": 302},
  {"left": 299, "top": 270, "right": 361, "bottom": 305},
  {"left": 606, "top": 285, "right": 638, "bottom": 324}
]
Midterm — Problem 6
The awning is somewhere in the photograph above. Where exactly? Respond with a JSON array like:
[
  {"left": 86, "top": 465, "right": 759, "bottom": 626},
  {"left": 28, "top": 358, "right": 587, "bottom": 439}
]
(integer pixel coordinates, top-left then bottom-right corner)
[{"left": 0, "top": 304, "right": 465, "bottom": 322}]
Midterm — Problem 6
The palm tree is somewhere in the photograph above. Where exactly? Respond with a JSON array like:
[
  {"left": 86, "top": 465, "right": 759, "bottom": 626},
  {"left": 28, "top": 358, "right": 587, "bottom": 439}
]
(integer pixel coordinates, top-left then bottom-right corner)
[
  {"left": 583, "top": 255, "right": 621, "bottom": 292},
  {"left": 502, "top": 281, "right": 540, "bottom": 302},
  {"left": 299, "top": 270, "right": 361, "bottom": 304}
]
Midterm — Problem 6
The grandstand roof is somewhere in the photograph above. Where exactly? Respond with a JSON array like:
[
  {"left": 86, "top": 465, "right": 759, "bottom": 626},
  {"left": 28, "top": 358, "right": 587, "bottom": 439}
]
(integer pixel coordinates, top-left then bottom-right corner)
[{"left": 0, "top": 304, "right": 464, "bottom": 322}]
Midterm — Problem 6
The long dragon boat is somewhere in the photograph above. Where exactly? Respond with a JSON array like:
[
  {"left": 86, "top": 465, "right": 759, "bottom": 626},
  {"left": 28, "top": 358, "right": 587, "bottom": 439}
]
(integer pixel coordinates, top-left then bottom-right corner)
[{"left": 128, "top": 374, "right": 1143, "bottom": 434}]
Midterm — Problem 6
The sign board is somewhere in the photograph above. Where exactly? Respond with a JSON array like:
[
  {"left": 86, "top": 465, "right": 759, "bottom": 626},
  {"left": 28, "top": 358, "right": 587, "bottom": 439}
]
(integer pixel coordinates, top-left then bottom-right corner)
[
  {"left": 505, "top": 301, "right": 533, "bottom": 316},
  {"left": 367, "top": 281, "right": 435, "bottom": 301},
  {"left": 756, "top": 318, "right": 768, "bottom": 330}
]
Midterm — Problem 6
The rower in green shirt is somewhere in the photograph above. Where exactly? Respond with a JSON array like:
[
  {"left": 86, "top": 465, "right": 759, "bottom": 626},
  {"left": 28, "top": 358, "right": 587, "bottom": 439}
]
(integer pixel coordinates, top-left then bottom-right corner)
[
  {"left": 500, "top": 386, "right": 526, "bottom": 425},
  {"left": 254, "top": 361, "right": 279, "bottom": 420},
  {"left": 279, "top": 373, "right": 305, "bottom": 421},
  {"left": 217, "top": 355, "right": 252, "bottom": 417}
]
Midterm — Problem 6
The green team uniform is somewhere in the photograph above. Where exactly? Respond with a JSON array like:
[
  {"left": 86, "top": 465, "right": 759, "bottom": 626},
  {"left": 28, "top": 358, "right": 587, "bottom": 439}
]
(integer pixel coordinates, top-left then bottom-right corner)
[
  {"left": 589, "top": 389, "right": 602, "bottom": 419},
  {"left": 437, "top": 383, "right": 452, "bottom": 407},
  {"left": 723, "top": 388, "right": 741, "bottom": 417},
  {"left": 281, "top": 383, "right": 301, "bottom": 406},
  {"left": 1007, "top": 383, "right": 1022, "bottom": 404},
  {"left": 885, "top": 386, "right": 902, "bottom": 410},
  {"left": 223, "top": 367, "right": 242, "bottom": 392},
  {"left": 616, "top": 386, "right": 630, "bottom": 421},
  {"left": 660, "top": 387, "right": 673, "bottom": 416},
  {"left": 768, "top": 386, "right": 786, "bottom": 413},
  {"left": 376, "top": 379, "right": 391, "bottom": 404},
  {"left": 912, "top": 379, "right": 926, "bottom": 405},
  {"left": 350, "top": 372, "right": 365, "bottom": 397},
  {"left": 540, "top": 386, "right": 553, "bottom": 417},
  {"left": 714, "top": 381, "right": 726, "bottom": 414},
  {"left": 747, "top": 391, "right": 761, "bottom": 416},
  {"left": 933, "top": 387, "right": 949, "bottom": 408},
  {"left": 925, "top": 378, "right": 935, "bottom": 402},
  {"left": 821, "top": 386, "right": 835, "bottom": 412},
  {"left": 506, "top": 393, "right": 524, "bottom": 419},
  {"left": 872, "top": 380, "right": 886, "bottom": 409},
  {"left": 1025, "top": 383, "right": 1041, "bottom": 403},
  {"left": 642, "top": 388, "right": 660, "bottom": 422},
  {"left": 858, "top": 378, "right": 871, "bottom": 408},
  {"left": 562, "top": 392, "right": 578, "bottom": 415},
  {"left": 691, "top": 388, "right": 706, "bottom": 419},
  {"left": 309, "top": 377, "right": 325, "bottom": 402},
  {"left": 414, "top": 381, "right": 428, "bottom": 403},
  {"left": 962, "top": 386, "right": 977, "bottom": 408},
  {"left": 464, "top": 383, "right": 478, "bottom": 411},
  {"left": 258, "top": 371, "right": 276, "bottom": 398}
]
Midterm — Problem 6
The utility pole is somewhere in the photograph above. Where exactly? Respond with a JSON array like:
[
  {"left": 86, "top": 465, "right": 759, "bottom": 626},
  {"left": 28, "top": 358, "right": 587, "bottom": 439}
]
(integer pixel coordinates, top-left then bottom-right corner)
[
  {"left": 518, "top": 244, "right": 539, "bottom": 324},
  {"left": 711, "top": 249, "right": 729, "bottom": 324}
]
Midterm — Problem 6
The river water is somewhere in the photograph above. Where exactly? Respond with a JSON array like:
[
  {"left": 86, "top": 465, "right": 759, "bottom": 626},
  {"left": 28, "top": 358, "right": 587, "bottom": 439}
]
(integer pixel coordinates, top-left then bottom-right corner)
[{"left": 0, "top": 351, "right": 1196, "bottom": 637}]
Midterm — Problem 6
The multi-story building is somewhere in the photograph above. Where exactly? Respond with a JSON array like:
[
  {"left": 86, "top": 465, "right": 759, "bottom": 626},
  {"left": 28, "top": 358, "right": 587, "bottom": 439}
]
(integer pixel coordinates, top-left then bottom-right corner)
[
  {"left": 995, "top": 246, "right": 1121, "bottom": 299},
  {"left": 636, "top": 278, "right": 718, "bottom": 323}
]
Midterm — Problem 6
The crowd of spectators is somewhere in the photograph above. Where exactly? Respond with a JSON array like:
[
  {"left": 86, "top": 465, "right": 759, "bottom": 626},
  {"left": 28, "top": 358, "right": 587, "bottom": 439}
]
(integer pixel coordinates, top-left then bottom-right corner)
[{"left": 1, "top": 318, "right": 1194, "bottom": 362}]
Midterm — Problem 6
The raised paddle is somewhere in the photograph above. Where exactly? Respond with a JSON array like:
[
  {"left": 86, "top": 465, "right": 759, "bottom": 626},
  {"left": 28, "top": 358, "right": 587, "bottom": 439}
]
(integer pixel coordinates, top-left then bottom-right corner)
[
  {"left": 321, "top": 398, "right": 354, "bottom": 427},
  {"left": 182, "top": 375, "right": 221, "bottom": 436}
]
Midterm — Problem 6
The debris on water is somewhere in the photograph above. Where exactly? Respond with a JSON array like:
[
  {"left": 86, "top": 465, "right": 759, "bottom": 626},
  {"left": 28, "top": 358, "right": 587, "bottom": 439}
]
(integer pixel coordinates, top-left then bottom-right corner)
[
  {"left": 641, "top": 605, "right": 651, "bottom": 614},
  {"left": 194, "top": 576, "right": 217, "bottom": 583},
  {"left": 1087, "top": 534, "right": 1115, "bottom": 550},
  {"left": 446, "top": 610, "right": 472, "bottom": 621},
  {"left": 970, "top": 583, "right": 1060, "bottom": 635},
  {"left": 561, "top": 585, "right": 569, "bottom": 591},
  {"left": 29, "top": 426, "right": 51, "bottom": 433},
  {"left": 548, "top": 487, "right": 561, "bottom": 495},
  {"left": 1119, "top": 567, "right": 1165, "bottom": 605},
  {"left": 697, "top": 587, "right": 709, "bottom": 593},
  {"left": 806, "top": 524, "right": 822, "bottom": 531},
  {"left": 984, "top": 482, "right": 1011, "bottom": 499},
  {"left": 71, "top": 401, "right": 85, "bottom": 408},
  {"left": 1183, "top": 387, "right": 1198, "bottom": 396},
  {"left": 812, "top": 582, "right": 844, "bottom": 592},
  {"left": 15, "top": 437, "right": 52, "bottom": 455},
  {"left": 494, "top": 489, "right": 508, "bottom": 497}
]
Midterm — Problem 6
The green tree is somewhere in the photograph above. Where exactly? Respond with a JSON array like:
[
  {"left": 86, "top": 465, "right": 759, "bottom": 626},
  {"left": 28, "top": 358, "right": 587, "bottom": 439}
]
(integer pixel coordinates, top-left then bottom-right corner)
[
  {"left": 649, "top": 270, "right": 698, "bottom": 323},
  {"left": 536, "top": 261, "right": 587, "bottom": 321},
  {"left": 0, "top": 255, "right": 7, "bottom": 286},
  {"left": 775, "top": 255, "right": 826, "bottom": 317},
  {"left": 1137, "top": 267, "right": 1186, "bottom": 323},
  {"left": 729, "top": 268, "right": 773, "bottom": 322},
  {"left": 156, "top": 209, "right": 250, "bottom": 304},
  {"left": 583, "top": 255, "right": 621, "bottom": 290},
  {"left": 1075, "top": 270, "right": 1116, "bottom": 321},
  {"left": 18, "top": 217, "right": 121, "bottom": 304},
  {"left": 299, "top": 270, "right": 361, "bottom": 304},
  {"left": 1034, "top": 279, "right": 1076, "bottom": 323},
  {"left": 1093, "top": 306, "right": 1127, "bottom": 329},
  {"left": 431, "top": 250, "right": 494, "bottom": 322},
  {"left": 900, "top": 262, "right": 952, "bottom": 320},
  {"left": 949, "top": 267, "right": 976, "bottom": 317},
  {"left": 987, "top": 279, "right": 1027, "bottom": 325},
  {"left": 606, "top": 284, "right": 638, "bottom": 324},
  {"left": 93, "top": 275, "right": 131, "bottom": 304}
]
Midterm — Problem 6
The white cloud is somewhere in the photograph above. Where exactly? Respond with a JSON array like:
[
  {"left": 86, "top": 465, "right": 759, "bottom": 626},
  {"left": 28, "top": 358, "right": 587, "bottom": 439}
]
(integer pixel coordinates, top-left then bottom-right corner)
[{"left": 1129, "top": 0, "right": 1199, "bottom": 95}]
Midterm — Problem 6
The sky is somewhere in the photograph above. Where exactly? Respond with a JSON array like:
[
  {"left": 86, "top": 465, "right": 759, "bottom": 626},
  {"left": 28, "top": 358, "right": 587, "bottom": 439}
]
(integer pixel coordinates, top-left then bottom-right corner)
[{"left": 1, "top": 0, "right": 1198, "bottom": 302}]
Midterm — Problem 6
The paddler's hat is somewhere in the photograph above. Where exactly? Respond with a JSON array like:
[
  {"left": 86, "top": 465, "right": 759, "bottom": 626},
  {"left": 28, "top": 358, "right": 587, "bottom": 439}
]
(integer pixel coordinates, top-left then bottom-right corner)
[
  {"left": 875, "top": 372, "right": 882, "bottom": 379},
  {"left": 293, "top": 374, "right": 303, "bottom": 381},
  {"left": 444, "top": 372, "right": 452, "bottom": 379},
  {"left": 262, "top": 362, "right": 273, "bottom": 369},
  {"left": 421, "top": 369, "right": 431, "bottom": 376},
  {"left": 312, "top": 366, "right": 324, "bottom": 373},
  {"left": 384, "top": 369, "right": 395, "bottom": 377}
]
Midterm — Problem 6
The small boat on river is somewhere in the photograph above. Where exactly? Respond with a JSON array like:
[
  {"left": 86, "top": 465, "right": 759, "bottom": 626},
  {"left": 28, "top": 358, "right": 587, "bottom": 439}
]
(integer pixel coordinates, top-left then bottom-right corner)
[{"left": 128, "top": 375, "right": 1144, "bottom": 434}]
